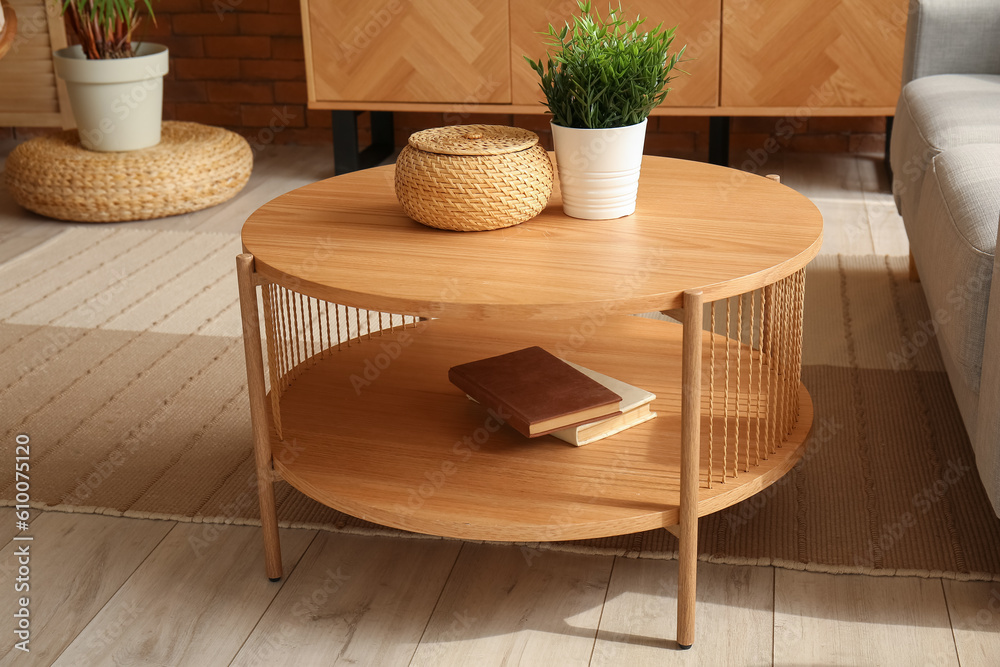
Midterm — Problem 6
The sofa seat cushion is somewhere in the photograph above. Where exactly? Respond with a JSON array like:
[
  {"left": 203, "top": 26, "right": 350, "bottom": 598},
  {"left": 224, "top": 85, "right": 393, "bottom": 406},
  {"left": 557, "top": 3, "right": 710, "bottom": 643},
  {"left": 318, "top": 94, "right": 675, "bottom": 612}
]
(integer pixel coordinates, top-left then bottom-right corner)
[
  {"left": 909, "top": 144, "right": 1000, "bottom": 400},
  {"left": 891, "top": 74, "right": 1000, "bottom": 219}
]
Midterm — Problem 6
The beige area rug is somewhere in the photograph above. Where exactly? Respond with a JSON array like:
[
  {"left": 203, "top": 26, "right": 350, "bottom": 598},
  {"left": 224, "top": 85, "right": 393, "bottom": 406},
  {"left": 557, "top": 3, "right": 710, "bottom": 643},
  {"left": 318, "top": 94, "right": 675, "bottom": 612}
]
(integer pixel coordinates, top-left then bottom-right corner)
[{"left": 3, "top": 227, "right": 1000, "bottom": 581}]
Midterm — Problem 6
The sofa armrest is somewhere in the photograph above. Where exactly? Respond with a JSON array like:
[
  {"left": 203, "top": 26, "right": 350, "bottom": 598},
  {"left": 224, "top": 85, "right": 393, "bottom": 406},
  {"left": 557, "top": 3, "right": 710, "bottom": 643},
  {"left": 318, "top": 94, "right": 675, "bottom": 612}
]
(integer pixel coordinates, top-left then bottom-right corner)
[
  {"left": 974, "top": 217, "right": 1000, "bottom": 517},
  {"left": 902, "top": 0, "right": 1000, "bottom": 86}
]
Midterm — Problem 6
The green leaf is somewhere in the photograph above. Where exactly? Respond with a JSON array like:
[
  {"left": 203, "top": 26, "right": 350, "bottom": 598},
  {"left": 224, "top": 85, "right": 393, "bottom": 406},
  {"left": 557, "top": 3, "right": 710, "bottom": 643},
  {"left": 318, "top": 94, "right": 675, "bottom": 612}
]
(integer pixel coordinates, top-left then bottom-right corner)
[{"left": 519, "top": 0, "right": 688, "bottom": 127}]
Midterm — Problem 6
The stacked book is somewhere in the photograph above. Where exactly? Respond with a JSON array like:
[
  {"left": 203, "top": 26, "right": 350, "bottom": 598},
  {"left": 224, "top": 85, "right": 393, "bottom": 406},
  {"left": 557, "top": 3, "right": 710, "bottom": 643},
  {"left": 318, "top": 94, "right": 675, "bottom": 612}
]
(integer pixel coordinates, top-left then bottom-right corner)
[{"left": 448, "top": 346, "right": 656, "bottom": 446}]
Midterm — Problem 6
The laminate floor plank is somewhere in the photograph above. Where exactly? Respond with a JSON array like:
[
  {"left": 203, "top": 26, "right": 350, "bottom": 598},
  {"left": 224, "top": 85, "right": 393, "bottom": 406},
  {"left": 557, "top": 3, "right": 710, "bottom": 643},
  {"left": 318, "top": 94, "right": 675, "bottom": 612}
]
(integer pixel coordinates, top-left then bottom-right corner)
[
  {"left": 230, "top": 532, "right": 462, "bottom": 667},
  {"left": 778, "top": 153, "right": 868, "bottom": 204},
  {"left": 941, "top": 579, "right": 1000, "bottom": 667},
  {"left": 408, "top": 543, "right": 614, "bottom": 667},
  {"left": 0, "top": 507, "right": 24, "bottom": 545},
  {"left": 0, "top": 513, "right": 174, "bottom": 666},
  {"left": 866, "top": 201, "right": 910, "bottom": 257},
  {"left": 811, "top": 199, "right": 875, "bottom": 256},
  {"left": 773, "top": 569, "right": 959, "bottom": 666},
  {"left": 591, "top": 559, "right": 773, "bottom": 666},
  {"left": 855, "top": 155, "right": 896, "bottom": 206},
  {"left": 51, "top": 523, "right": 316, "bottom": 667},
  {"left": 0, "top": 206, "right": 67, "bottom": 265},
  {"left": 854, "top": 154, "right": 910, "bottom": 256}
]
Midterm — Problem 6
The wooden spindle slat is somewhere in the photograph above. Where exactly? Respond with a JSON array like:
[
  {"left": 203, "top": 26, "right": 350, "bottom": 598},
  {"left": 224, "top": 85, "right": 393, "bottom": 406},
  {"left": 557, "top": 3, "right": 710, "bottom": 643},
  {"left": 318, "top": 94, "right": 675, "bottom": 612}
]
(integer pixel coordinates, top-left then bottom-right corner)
[
  {"left": 306, "top": 296, "right": 315, "bottom": 361},
  {"left": 335, "top": 304, "right": 343, "bottom": 350},
  {"left": 723, "top": 297, "right": 731, "bottom": 481},
  {"left": 780, "top": 275, "right": 791, "bottom": 441},
  {"left": 280, "top": 286, "right": 294, "bottom": 379},
  {"left": 765, "top": 282, "right": 778, "bottom": 454},
  {"left": 279, "top": 287, "right": 291, "bottom": 390},
  {"left": 795, "top": 269, "right": 806, "bottom": 421},
  {"left": 295, "top": 293, "right": 306, "bottom": 375},
  {"left": 752, "top": 289, "right": 762, "bottom": 466},
  {"left": 708, "top": 301, "right": 716, "bottom": 488},
  {"left": 736, "top": 292, "right": 745, "bottom": 474}
]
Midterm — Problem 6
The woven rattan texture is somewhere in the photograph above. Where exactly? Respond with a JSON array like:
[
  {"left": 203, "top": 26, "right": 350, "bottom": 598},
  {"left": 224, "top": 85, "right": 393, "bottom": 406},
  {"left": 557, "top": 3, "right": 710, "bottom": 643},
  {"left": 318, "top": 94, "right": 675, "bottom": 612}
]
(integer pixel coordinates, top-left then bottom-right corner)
[
  {"left": 395, "top": 127, "right": 553, "bottom": 232},
  {"left": 408, "top": 124, "right": 539, "bottom": 156},
  {"left": 4, "top": 121, "right": 253, "bottom": 223}
]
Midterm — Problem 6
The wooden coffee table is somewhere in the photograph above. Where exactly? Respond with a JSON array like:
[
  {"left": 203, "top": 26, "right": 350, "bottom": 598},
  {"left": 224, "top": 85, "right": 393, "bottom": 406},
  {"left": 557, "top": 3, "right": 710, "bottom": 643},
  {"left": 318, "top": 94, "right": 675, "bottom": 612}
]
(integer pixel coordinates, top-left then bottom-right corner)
[{"left": 237, "top": 156, "right": 823, "bottom": 649}]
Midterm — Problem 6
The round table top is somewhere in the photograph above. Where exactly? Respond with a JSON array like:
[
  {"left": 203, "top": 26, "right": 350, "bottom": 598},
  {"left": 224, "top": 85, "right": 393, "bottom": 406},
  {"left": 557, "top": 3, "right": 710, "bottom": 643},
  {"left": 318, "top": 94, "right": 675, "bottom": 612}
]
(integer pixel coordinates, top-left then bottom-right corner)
[{"left": 242, "top": 156, "right": 823, "bottom": 319}]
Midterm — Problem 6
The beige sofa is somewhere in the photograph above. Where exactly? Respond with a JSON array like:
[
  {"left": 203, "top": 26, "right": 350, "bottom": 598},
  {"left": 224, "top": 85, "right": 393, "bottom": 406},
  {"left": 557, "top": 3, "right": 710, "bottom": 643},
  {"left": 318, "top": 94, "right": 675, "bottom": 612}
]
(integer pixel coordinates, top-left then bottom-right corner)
[{"left": 890, "top": 0, "right": 1000, "bottom": 515}]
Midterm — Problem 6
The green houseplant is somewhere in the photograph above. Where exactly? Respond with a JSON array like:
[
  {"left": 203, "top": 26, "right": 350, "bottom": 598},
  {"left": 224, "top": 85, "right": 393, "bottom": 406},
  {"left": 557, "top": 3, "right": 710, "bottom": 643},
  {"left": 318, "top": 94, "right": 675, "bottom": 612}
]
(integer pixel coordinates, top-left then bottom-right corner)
[
  {"left": 63, "top": 0, "right": 154, "bottom": 59},
  {"left": 525, "top": 1, "right": 685, "bottom": 219},
  {"left": 54, "top": 0, "right": 168, "bottom": 151}
]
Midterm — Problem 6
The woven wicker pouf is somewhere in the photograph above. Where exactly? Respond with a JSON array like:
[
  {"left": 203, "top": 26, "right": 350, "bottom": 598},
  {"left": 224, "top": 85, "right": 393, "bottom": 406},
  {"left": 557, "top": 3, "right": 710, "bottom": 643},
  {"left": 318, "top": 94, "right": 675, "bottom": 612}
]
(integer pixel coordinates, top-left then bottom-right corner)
[{"left": 4, "top": 121, "right": 253, "bottom": 223}]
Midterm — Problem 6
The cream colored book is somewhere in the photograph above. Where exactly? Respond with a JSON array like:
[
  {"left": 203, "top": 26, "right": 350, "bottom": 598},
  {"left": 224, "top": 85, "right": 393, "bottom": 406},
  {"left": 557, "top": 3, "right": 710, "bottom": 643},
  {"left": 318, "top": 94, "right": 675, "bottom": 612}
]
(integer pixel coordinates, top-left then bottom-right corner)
[{"left": 549, "top": 361, "right": 656, "bottom": 446}]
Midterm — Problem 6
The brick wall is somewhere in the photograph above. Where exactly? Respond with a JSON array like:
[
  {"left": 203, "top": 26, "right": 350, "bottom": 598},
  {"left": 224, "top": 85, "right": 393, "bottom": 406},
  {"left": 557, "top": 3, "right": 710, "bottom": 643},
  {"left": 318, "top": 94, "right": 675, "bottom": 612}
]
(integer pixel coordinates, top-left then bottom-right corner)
[
  {"left": 147, "top": 0, "right": 332, "bottom": 146},
  {"left": 2, "top": 3, "right": 887, "bottom": 160}
]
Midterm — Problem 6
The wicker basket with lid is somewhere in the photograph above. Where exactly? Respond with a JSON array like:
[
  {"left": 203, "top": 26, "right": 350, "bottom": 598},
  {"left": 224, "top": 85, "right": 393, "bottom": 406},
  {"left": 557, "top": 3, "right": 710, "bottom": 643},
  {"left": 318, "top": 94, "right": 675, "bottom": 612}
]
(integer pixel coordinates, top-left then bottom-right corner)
[{"left": 394, "top": 124, "right": 553, "bottom": 232}]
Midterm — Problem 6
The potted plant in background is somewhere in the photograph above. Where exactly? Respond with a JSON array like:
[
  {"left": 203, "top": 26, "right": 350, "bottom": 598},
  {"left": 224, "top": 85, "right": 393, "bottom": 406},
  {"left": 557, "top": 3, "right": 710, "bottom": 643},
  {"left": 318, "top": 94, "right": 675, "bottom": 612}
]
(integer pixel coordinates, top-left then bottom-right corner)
[
  {"left": 526, "top": 1, "right": 685, "bottom": 220},
  {"left": 53, "top": 0, "right": 167, "bottom": 152}
]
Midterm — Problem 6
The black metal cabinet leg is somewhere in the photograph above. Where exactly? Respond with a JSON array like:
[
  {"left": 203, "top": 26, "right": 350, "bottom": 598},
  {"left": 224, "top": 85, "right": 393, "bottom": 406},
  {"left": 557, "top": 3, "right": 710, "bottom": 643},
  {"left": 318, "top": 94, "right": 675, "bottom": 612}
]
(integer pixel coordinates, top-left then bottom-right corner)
[
  {"left": 708, "top": 116, "right": 730, "bottom": 166},
  {"left": 332, "top": 110, "right": 361, "bottom": 175},
  {"left": 332, "top": 110, "right": 396, "bottom": 175},
  {"left": 884, "top": 115, "right": 894, "bottom": 183},
  {"left": 369, "top": 111, "right": 395, "bottom": 161}
]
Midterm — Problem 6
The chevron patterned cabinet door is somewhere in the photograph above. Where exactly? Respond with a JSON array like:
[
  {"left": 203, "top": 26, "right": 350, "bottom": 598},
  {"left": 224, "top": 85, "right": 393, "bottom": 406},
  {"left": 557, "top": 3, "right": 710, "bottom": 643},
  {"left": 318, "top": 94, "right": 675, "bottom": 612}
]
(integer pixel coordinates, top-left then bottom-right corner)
[
  {"left": 720, "top": 0, "right": 909, "bottom": 109},
  {"left": 511, "top": 0, "right": 721, "bottom": 108},
  {"left": 306, "top": 0, "right": 511, "bottom": 104}
]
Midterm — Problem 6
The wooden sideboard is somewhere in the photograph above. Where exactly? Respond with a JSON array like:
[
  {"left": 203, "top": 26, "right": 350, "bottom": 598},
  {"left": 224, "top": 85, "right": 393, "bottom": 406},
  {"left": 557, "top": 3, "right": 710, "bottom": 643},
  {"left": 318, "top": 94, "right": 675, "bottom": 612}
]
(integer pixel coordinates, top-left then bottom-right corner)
[
  {"left": 301, "top": 0, "right": 908, "bottom": 171},
  {"left": 300, "top": 0, "right": 908, "bottom": 117},
  {"left": 720, "top": 0, "right": 908, "bottom": 113}
]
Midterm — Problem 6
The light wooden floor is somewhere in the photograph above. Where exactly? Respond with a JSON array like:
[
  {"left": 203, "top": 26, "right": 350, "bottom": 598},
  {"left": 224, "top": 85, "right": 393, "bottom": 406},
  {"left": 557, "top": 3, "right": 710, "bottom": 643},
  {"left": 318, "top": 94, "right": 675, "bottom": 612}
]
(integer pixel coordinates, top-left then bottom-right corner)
[{"left": 3, "top": 144, "right": 999, "bottom": 666}]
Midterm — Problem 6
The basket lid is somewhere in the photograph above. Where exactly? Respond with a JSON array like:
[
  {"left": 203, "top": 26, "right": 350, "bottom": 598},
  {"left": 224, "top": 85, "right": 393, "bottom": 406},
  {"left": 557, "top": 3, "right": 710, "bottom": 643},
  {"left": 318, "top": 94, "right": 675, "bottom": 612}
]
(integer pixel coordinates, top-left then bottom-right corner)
[{"left": 407, "top": 125, "right": 539, "bottom": 156}]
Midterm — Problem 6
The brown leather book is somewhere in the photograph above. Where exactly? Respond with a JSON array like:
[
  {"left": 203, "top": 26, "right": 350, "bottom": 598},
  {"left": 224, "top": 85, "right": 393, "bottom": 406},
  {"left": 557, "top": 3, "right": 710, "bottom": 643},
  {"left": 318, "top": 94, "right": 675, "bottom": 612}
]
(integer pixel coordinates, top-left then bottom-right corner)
[{"left": 448, "top": 346, "right": 622, "bottom": 438}]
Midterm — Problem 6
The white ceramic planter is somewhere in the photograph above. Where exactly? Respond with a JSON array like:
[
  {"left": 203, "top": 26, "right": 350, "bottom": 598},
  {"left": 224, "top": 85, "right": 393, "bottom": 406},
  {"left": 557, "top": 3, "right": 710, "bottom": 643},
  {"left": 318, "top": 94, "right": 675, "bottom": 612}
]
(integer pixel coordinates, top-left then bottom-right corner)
[
  {"left": 550, "top": 119, "right": 647, "bottom": 220},
  {"left": 53, "top": 43, "right": 169, "bottom": 152}
]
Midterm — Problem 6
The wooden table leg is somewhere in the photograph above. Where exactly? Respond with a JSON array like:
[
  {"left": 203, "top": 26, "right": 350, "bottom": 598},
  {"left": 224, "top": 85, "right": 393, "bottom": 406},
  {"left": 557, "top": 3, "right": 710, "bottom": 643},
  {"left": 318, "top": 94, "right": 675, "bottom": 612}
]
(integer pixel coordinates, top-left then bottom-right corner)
[
  {"left": 236, "top": 253, "right": 283, "bottom": 581},
  {"left": 678, "top": 289, "right": 704, "bottom": 649}
]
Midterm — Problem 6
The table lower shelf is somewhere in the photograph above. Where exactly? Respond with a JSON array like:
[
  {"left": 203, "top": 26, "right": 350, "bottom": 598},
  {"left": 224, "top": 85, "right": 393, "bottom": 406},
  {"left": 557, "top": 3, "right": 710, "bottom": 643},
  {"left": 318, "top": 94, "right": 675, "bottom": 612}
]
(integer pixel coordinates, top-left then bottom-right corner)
[{"left": 267, "top": 315, "right": 812, "bottom": 543}]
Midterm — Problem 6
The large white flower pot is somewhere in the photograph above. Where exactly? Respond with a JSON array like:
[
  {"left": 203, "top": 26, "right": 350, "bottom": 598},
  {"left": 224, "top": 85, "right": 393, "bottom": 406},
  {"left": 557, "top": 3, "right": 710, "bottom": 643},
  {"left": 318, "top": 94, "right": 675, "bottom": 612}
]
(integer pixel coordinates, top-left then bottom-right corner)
[
  {"left": 53, "top": 43, "right": 169, "bottom": 152},
  {"left": 550, "top": 119, "right": 647, "bottom": 220}
]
